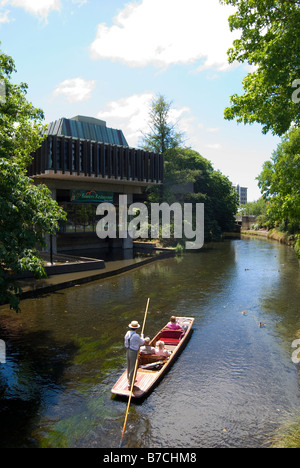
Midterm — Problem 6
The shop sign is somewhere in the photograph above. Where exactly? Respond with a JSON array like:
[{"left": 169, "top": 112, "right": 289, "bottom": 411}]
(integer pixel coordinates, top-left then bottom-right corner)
[{"left": 71, "top": 190, "right": 114, "bottom": 203}]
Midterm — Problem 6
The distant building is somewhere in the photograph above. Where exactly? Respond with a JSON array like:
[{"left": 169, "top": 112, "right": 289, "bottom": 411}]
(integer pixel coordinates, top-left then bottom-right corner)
[
  {"left": 28, "top": 115, "right": 164, "bottom": 254},
  {"left": 235, "top": 215, "right": 257, "bottom": 230},
  {"left": 233, "top": 184, "right": 248, "bottom": 205}
]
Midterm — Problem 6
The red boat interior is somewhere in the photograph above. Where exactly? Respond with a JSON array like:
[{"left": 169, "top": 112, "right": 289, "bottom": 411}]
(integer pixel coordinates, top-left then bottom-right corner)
[
  {"left": 158, "top": 329, "right": 185, "bottom": 345},
  {"left": 138, "top": 328, "right": 185, "bottom": 366}
]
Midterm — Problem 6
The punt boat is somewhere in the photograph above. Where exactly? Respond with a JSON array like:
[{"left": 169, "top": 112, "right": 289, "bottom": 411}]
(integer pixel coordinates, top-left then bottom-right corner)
[{"left": 111, "top": 316, "right": 194, "bottom": 399}]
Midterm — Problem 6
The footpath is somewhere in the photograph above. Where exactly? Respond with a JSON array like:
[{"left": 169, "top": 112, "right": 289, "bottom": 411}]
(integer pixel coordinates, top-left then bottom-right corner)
[{"left": 18, "top": 249, "right": 175, "bottom": 300}]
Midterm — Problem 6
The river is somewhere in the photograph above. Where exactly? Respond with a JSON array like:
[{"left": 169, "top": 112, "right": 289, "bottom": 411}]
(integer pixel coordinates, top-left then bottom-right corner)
[{"left": 0, "top": 237, "right": 299, "bottom": 448}]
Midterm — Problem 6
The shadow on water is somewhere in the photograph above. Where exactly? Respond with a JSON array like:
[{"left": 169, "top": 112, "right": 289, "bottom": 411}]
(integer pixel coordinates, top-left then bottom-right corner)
[
  {"left": 60, "top": 247, "right": 154, "bottom": 262},
  {"left": 0, "top": 318, "right": 79, "bottom": 448}
]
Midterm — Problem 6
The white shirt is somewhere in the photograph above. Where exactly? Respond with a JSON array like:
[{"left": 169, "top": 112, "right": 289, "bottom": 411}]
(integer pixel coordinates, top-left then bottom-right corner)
[
  {"left": 125, "top": 330, "right": 144, "bottom": 351},
  {"left": 140, "top": 345, "right": 156, "bottom": 355}
]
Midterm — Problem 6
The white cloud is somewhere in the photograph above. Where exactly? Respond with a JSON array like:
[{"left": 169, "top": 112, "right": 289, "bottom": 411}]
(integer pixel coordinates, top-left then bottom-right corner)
[
  {"left": 2, "top": 0, "right": 61, "bottom": 20},
  {"left": 97, "top": 93, "right": 192, "bottom": 147},
  {"left": 197, "top": 123, "right": 220, "bottom": 133},
  {"left": 53, "top": 77, "right": 96, "bottom": 103},
  {"left": 0, "top": 9, "right": 10, "bottom": 22},
  {"left": 205, "top": 143, "right": 222, "bottom": 150},
  {"left": 97, "top": 93, "right": 154, "bottom": 146},
  {"left": 206, "top": 127, "right": 220, "bottom": 133},
  {"left": 90, "top": 0, "right": 238, "bottom": 71},
  {"left": 71, "top": 0, "right": 87, "bottom": 6}
]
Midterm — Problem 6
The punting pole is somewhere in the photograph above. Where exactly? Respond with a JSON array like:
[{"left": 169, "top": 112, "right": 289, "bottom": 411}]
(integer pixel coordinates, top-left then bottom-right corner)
[{"left": 119, "top": 297, "right": 150, "bottom": 448}]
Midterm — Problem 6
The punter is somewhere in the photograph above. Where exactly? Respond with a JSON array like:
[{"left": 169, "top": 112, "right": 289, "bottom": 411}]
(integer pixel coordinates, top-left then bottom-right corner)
[{"left": 124, "top": 320, "right": 145, "bottom": 389}]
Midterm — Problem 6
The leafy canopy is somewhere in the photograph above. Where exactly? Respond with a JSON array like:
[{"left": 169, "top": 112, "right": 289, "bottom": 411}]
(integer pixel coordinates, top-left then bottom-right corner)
[
  {"left": 141, "top": 95, "right": 239, "bottom": 241},
  {"left": 0, "top": 48, "right": 45, "bottom": 168},
  {"left": 257, "top": 126, "right": 300, "bottom": 232},
  {"left": 141, "top": 94, "right": 184, "bottom": 153},
  {"left": 0, "top": 47, "right": 66, "bottom": 311},
  {"left": 221, "top": 0, "right": 300, "bottom": 135}
]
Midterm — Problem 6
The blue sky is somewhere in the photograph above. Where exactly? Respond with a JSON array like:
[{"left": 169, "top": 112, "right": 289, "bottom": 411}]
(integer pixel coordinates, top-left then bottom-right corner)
[{"left": 0, "top": 0, "right": 282, "bottom": 201}]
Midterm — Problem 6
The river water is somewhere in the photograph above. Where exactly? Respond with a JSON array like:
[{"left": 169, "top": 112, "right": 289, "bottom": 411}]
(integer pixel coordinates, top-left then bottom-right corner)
[{"left": 0, "top": 237, "right": 299, "bottom": 448}]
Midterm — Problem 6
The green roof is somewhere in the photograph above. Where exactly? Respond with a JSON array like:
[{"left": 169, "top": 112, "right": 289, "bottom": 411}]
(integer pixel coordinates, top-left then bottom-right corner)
[{"left": 46, "top": 116, "right": 129, "bottom": 147}]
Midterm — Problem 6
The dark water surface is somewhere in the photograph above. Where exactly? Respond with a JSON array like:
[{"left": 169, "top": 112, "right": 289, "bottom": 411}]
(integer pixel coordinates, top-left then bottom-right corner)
[{"left": 0, "top": 238, "right": 299, "bottom": 448}]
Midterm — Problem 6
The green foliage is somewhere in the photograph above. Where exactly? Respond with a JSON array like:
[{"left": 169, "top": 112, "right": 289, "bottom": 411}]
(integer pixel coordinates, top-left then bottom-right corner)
[
  {"left": 0, "top": 47, "right": 46, "bottom": 168},
  {"left": 294, "top": 235, "right": 300, "bottom": 258},
  {"left": 149, "top": 146, "right": 239, "bottom": 243},
  {"left": 240, "top": 197, "right": 267, "bottom": 216},
  {"left": 141, "top": 94, "right": 184, "bottom": 153},
  {"left": 220, "top": 0, "right": 300, "bottom": 135},
  {"left": 257, "top": 127, "right": 300, "bottom": 233},
  {"left": 0, "top": 46, "right": 66, "bottom": 311},
  {"left": 142, "top": 95, "right": 239, "bottom": 244},
  {"left": 270, "top": 413, "right": 300, "bottom": 448},
  {"left": 239, "top": 198, "right": 273, "bottom": 228},
  {"left": 163, "top": 147, "right": 213, "bottom": 200},
  {"left": 0, "top": 160, "right": 66, "bottom": 310}
]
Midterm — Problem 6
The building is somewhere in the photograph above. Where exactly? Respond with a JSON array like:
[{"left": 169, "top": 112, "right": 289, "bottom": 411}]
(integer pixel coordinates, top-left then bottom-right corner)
[
  {"left": 235, "top": 215, "right": 257, "bottom": 230},
  {"left": 233, "top": 184, "right": 248, "bottom": 205},
  {"left": 28, "top": 115, "right": 164, "bottom": 254}
]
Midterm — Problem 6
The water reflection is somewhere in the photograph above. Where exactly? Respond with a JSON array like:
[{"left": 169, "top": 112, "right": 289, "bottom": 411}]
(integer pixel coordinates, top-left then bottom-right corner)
[
  {"left": 0, "top": 239, "right": 299, "bottom": 448},
  {"left": 0, "top": 317, "right": 79, "bottom": 448}
]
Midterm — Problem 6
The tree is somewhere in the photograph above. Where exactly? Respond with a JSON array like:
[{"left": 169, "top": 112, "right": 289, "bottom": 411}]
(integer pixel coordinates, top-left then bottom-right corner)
[
  {"left": 0, "top": 161, "right": 66, "bottom": 311},
  {"left": 239, "top": 197, "right": 268, "bottom": 216},
  {"left": 220, "top": 0, "right": 300, "bottom": 135},
  {"left": 141, "top": 94, "right": 184, "bottom": 153},
  {"left": 257, "top": 126, "right": 300, "bottom": 232},
  {"left": 0, "top": 47, "right": 66, "bottom": 311},
  {"left": 239, "top": 197, "right": 271, "bottom": 228},
  {"left": 0, "top": 48, "right": 45, "bottom": 168},
  {"left": 148, "top": 146, "right": 239, "bottom": 242},
  {"left": 142, "top": 94, "right": 239, "bottom": 243},
  {"left": 160, "top": 146, "right": 212, "bottom": 201},
  {"left": 200, "top": 169, "right": 239, "bottom": 237}
]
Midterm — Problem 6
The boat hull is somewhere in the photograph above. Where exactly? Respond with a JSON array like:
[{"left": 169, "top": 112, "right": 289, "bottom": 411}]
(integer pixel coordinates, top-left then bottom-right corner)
[{"left": 111, "top": 316, "right": 194, "bottom": 399}]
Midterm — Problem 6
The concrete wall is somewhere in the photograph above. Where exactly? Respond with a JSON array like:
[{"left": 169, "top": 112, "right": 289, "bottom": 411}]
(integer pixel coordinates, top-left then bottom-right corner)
[{"left": 236, "top": 215, "right": 257, "bottom": 230}]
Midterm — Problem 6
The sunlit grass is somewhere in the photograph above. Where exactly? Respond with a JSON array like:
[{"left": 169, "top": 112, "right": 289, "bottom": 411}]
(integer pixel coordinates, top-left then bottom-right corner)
[{"left": 270, "top": 416, "right": 300, "bottom": 448}]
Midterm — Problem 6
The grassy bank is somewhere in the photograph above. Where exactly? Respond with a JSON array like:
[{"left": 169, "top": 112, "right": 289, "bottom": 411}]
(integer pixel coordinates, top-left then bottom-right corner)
[
  {"left": 241, "top": 229, "right": 300, "bottom": 259},
  {"left": 270, "top": 416, "right": 300, "bottom": 448}
]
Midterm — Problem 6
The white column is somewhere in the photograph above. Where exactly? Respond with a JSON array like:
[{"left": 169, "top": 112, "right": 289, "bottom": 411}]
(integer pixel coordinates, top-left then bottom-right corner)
[{"left": 122, "top": 193, "right": 133, "bottom": 250}]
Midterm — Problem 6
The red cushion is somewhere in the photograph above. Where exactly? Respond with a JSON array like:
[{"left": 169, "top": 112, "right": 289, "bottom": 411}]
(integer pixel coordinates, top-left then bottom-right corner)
[
  {"left": 162, "top": 338, "right": 180, "bottom": 345},
  {"left": 161, "top": 330, "right": 183, "bottom": 339},
  {"left": 159, "top": 329, "right": 184, "bottom": 345}
]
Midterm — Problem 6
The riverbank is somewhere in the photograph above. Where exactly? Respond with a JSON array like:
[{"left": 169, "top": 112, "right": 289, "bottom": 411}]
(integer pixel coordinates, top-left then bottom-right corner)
[
  {"left": 17, "top": 248, "right": 175, "bottom": 301},
  {"left": 270, "top": 415, "right": 300, "bottom": 448},
  {"left": 270, "top": 322, "right": 300, "bottom": 448},
  {"left": 241, "top": 229, "right": 300, "bottom": 259}
]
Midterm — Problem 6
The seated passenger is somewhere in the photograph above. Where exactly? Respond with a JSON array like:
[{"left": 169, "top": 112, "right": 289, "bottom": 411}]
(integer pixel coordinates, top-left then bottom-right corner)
[
  {"left": 155, "top": 340, "right": 170, "bottom": 358},
  {"left": 166, "top": 316, "right": 183, "bottom": 330},
  {"left": 140, "top": 337, "right": 156, "bottom": 355}
]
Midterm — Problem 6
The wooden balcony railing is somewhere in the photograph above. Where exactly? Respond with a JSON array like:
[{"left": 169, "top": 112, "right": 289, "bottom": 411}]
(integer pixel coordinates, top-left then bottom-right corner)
[{"left": 28, "top": 135, "right": 164, "bottom": 184}]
